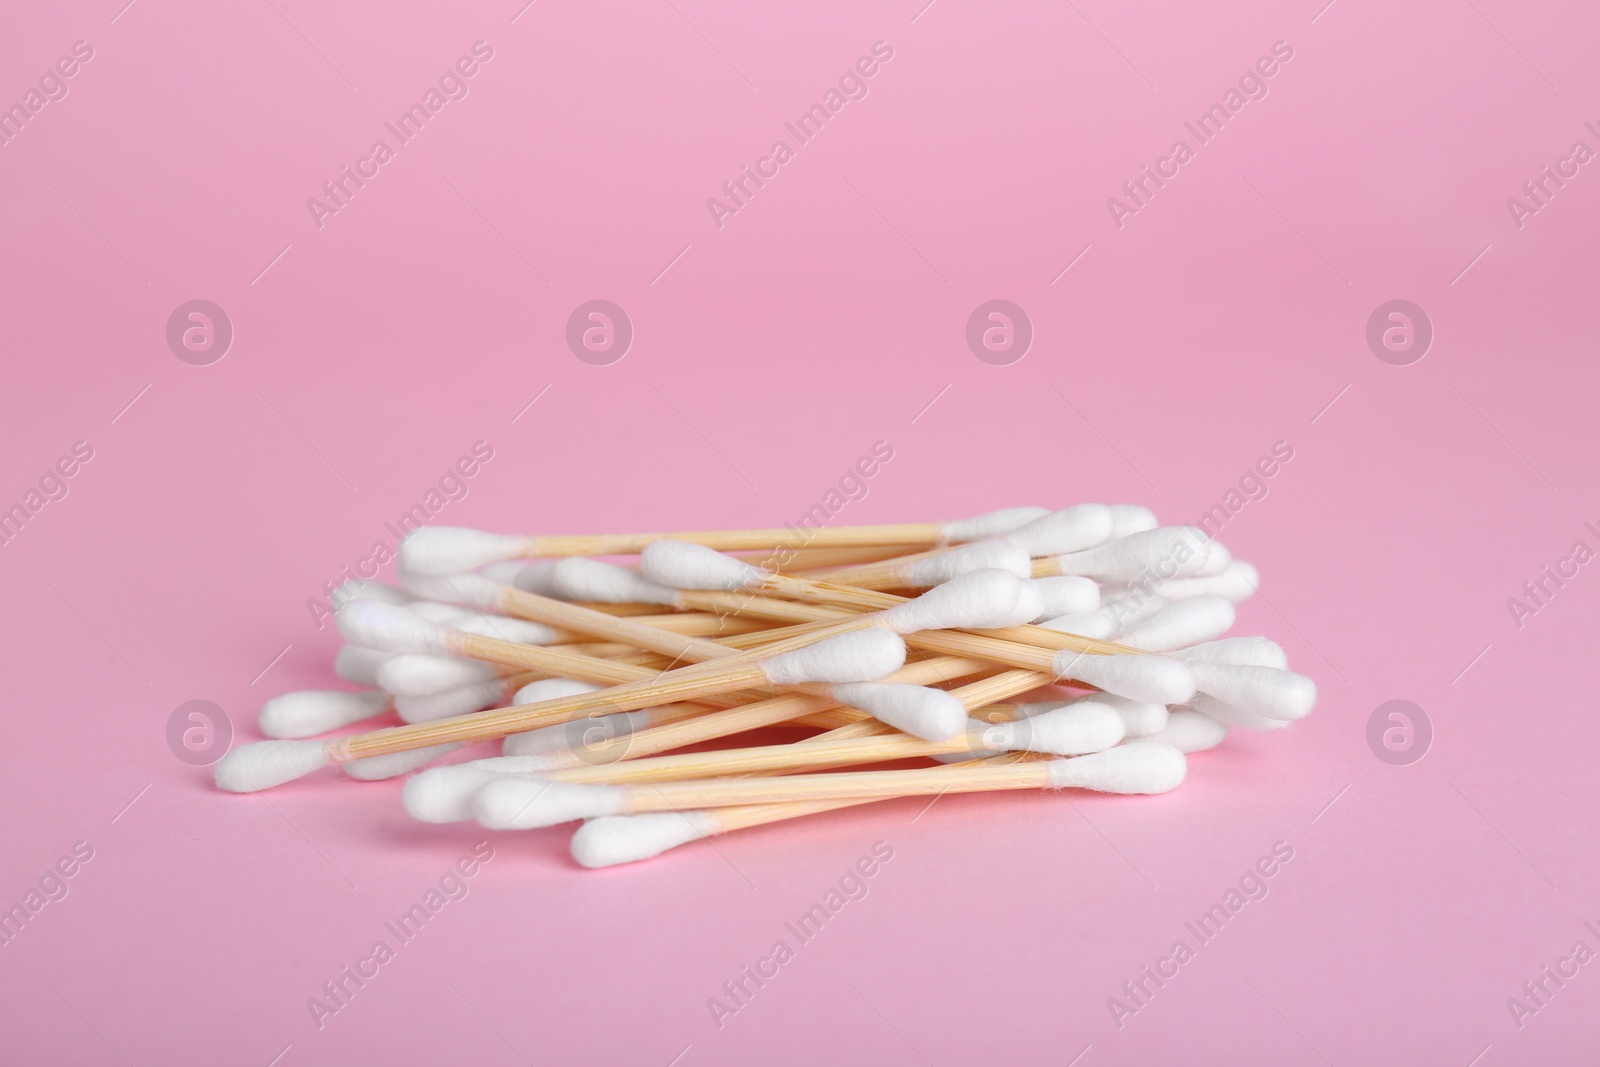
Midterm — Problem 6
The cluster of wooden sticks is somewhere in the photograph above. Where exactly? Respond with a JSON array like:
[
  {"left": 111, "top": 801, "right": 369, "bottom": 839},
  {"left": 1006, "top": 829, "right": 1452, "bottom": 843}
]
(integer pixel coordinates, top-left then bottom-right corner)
[{"left": 218, "top": 505, "right": 1315, "bottom": 867}]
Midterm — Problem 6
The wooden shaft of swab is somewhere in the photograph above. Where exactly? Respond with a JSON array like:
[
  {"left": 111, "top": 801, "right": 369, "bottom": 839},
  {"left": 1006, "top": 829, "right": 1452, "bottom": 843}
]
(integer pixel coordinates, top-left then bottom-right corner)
[
  {"left": 792, "top": 547, "right": 953, "bottom": 589},
  {"left": 548, "top": 696, "right": 1031, "bottom": 784},
  {"left": 520, "top": 523, "right": 946, "bottom": 557},
  {"left": 332, "top": 656, "right": 779, "bottom": 759},
  {"left": 618, "top": 759, "right": 1055, "bottom": 811},
  {"left": 708, "top": 754, "right": 1034, "bottom": 832},
  {"left": 557, "top": 655, "right": 996, "bottom": 767},
  {"left": 670, "top": 585, "right": 1138, "bottom": 657},
  {"left": 607, "top": 665, "right": 1044, "bottom": 764}
]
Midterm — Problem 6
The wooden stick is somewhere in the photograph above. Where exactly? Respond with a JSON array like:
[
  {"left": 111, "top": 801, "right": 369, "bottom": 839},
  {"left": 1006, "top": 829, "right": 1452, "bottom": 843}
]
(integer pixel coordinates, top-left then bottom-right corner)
[
  {"left": 545, "top": 690, "right": 1034, "bottom": 783},
  {"left": 543, "top": 656, "right": 1002, "bottom": 767},
  {"left": 579, "top": 758, "right": 1061, "bottom": 811}
]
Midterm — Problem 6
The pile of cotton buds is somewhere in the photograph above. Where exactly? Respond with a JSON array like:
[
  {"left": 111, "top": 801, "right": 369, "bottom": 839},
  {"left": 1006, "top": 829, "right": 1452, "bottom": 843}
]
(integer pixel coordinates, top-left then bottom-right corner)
[{"left": 217, "top": 505, "right": 1313, "bottom": 867}]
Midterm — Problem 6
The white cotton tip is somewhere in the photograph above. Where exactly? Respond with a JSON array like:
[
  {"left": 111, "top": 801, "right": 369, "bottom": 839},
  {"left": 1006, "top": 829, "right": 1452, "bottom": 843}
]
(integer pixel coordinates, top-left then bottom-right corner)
[
  {"left": 334, "top": 645, "right": 391, "bottom": 686},
  {"left": 551, "top": 558, "right": 682, "bottom": 605},
  {"left": 503, "top": 709, "right": 650, "bottom": 757},
  {"left": 572, "top": 811, "right": 720, "bottom": 867},
  {"left": 448, "top": 614, "right": 561, "bottom": 646},
  {"left": 1173, "top": 636, "right": 1288, "bottom": 670},
  {"left": 396, "top": 568, "right": 504, "bottom": 608},
  {"left": 1184, "top": 693, "right": 1289, "bottom": 731},
  {"left": 1149, "top": 709, "right": 1229, "bottom": 752},
  {"left": 330, "top": 580, "right": 411, "bottom": 609},
  {"left": 394, "top": 679, "right": 507, "bottom": 722},
  {"left": 1053, "top": 651, "right": 1197, "bottom": 705},
  {"left": 940, "top": 506, "right": 1051, "bottom": 542},
  {"left": 982, "top": 701, "right": 1125, "bottom": 756},
  {"left": 1048, "top": 526, "right": 1216, "bottom": 582},
  {"left": 1030, "top": 576, "right": 1100, "bottom": 619},
  {"left": 1149, "top": 560, "right": 1260, "bottom": 603},
  {"left": 481, "top": 560, "right": 562, "bottom": 597},
  {"left": 1047, "top": 741, "right": 1186, "bottom": 794},
  {"left": 1108, "top": 504, "right": 1159, "bottom": 537},
  {"left": 830, "top": 682, "right": 968, "bottom": 741},
  {"left": 901, "top": 541, "right": 1032, "bottom": 586},
  {"left": 337, "top": 600, "right": 451, "bottom": 654},
  {"left": 400, "top": 527, "right": 530, "bottom": 575},
  {"left": 1117, "top": 596, "right": 1237, "bottom": 653},
  {"left": 1186, "top": 661, "right": 1316, "bottom": 722},
  {"left": 1004, "top": 504, "right": 1116, "bottom": 556},
  {"left": 214, "top": 740, "right": 329, "bottom": 792},
  {"left": 404, "top": 760, "right": 547, "bottom": 823},
  {"left": 377, "top": 654, "right": 498, "bottom": 696},
  {"left": 1041, "top": 591, "right": 1170, "bottom": 638},
  {"left": 405, "top": 601, "right": 475, "bottom": 623},
  {"left": 1077, "top": 691, "right": 1169, "bottom": 738},
  {"left": 639, "top": 540, "right": 767, "bottom": 591},
  {"left": 1191, "top": 538, "right": 1232, "bottom": 577},
  {"left": 474, "top": 777, "right": 628, "bottom": 829},
  {"left": 343, "top": 742, "right": 465, "bottom": 780},
  {"left": 877, "top": 569, "right": 1035, "bottom": 632},
  {"left": 258, "top": 690, "right": 390, "bottom": 739},
  {"left": 761, "top": 630, "right": 906, "bottom": 685}
]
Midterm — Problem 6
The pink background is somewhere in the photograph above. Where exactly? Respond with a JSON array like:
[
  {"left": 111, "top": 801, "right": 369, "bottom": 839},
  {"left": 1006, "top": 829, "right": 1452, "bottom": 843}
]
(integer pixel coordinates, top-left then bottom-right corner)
[{"left": 3, "top": 0, "right": 1598, "bottom": 1062}]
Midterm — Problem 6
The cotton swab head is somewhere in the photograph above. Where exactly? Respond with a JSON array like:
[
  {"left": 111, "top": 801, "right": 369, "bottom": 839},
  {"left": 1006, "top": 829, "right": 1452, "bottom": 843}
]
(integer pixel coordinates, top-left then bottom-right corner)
[
  {"left": 338, "top": 600, "right": 451, "bottom": 654},
  {"left": 1108, "top": 504, "right": 1158, "bottom": 537},
  {"left": 900, "top": 540, "right": 1031, "bottom": 585},
  {"left": 1148, "top": 709, "right": 1229, "bottom": 752},
  {"left": 980, "top": 701, "right": 1126, "bottom": 755},
  {"left": 760, "top": 630, "right": 906, "bottom": 685},
  {"left": 214, "top": 739, "right": 330, "bottom": 792},
  {"left": 829, "top": 682, "right": 968, "bottom": 741},
  {"left": 1183, "top": 693, "right": 1289, "bottom": 731},
  {"left": 393, "top": 679, "right": 507, "bottom": 723},
  {"left": 396, "top": 569, "right": 506, "bottom": 609},
  {"left": 343, "top": 742, "right": 465, "bottom": 780},
  {"left": 1116, "top": 595, "right": 1237, "bottom": 652},
  {"left": 877, "top": 569, "right": 1038, "bottom": 632},
  {"left": 1068, "top": 691, "right": 1168, "bottom": 738},
  {"left": 1041, "top": 592, "right": 1168, "bottom": 639},
  {"left": 940, "top": 506, "right": 1051, "bottom": 542},
  {"left": 400, "top": 527, "right": 530, "bottom": 575},
  {"left": 1173, "top": 636, "right": 1288, "bottom": 670},
  {"left": 403, "top": 757, "right": 554, "bottom": 823},
  {"left": 474, "top": 777, "right": 626, "bottom": 829},
  {"left": 334, "top": 644, "right": 391, "bottom": 686},
  {"left": 1048, "top": 526, "right": 1223, "bottom": 582},
  {"left": 639, "top": 540, "right": 766, "bottom": 591},
  {"left": 258, "top": 689, "right": 390, "bottom": 739},
  {"left": 1002, "top": 504, "right": 1115, "bottom": 556},
  {"left": 550, "top": 558, "right": 683, "bottom": 605},
  {"left": 377, "top": 654, "right": 499, "bottom": 696},
  {"left": 481, "top": 560, "right": 561, "bottom": 597},
  {"left": 405, "top": 600, "right": 475, "bottom": 623},
  {"left": 447, "top": 614, "right": 561, "bottom": 646},
  {"left": 1052, "top": 650, "right": 1196, "bottom": 705},
  {"left": 1047, "top": 741, "right": 1186, "bottom": 794},
  {"left": 1135, "top": 559, "right": 1259, "bottom": 602},
  {"left": 1030, "top": 576, "right": 1100, "bottom": 619},
  {"left": 571, "top": 812, "right": 718, "bottom": 868},
  {"left": 1184, "top": 661, "right": 1316, "bottom": 721}
]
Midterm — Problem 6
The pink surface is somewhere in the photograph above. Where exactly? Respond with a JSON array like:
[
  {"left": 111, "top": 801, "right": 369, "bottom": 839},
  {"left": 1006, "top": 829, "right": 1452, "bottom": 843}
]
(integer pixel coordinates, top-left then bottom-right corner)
[{"left": 2, "top": 0, "right": 1598, "bottom": 1062}]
